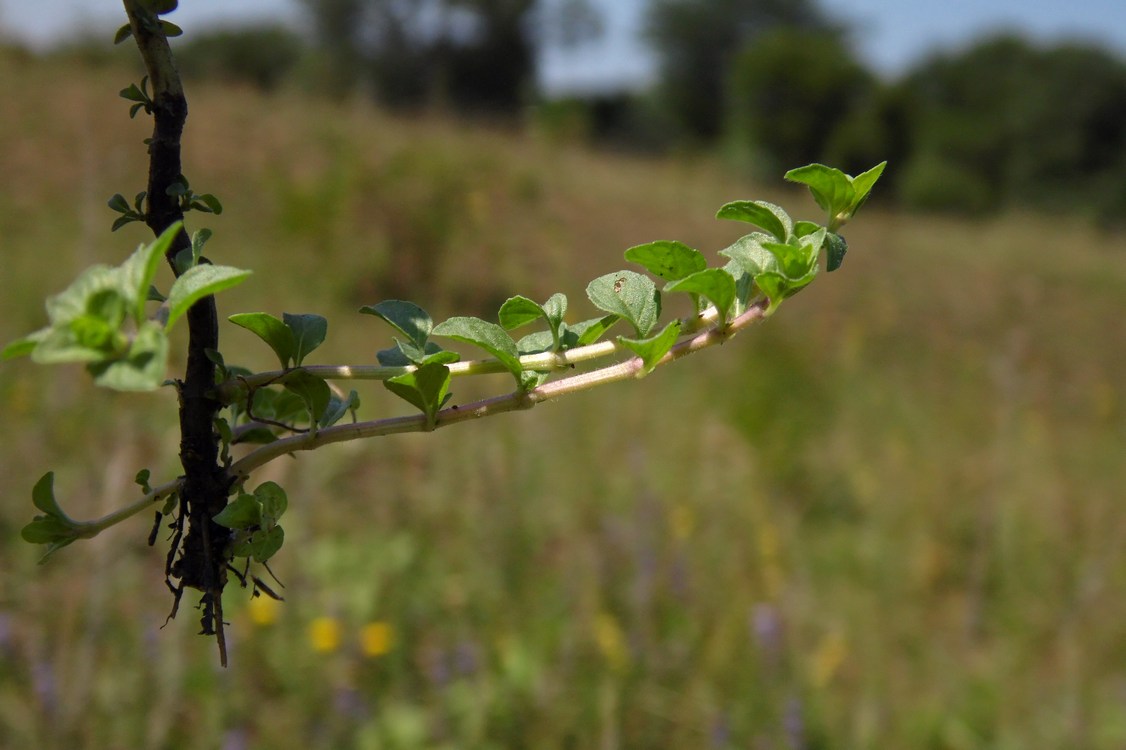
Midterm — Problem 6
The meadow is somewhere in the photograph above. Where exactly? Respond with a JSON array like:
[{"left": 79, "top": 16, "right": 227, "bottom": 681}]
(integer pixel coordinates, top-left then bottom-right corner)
[{"left": 1, "top": 49, "right": 1125, "bottom": 749}]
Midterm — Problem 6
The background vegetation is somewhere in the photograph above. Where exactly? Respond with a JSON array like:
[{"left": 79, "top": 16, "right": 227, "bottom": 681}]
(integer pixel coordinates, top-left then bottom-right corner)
[{"left": 2, "top": 19, "right": 1126, "bottom": 750}]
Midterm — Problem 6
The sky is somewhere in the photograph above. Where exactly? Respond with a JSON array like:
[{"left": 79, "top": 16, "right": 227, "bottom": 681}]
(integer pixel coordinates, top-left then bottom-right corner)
[{"left": 2, "top": 0, "right": 1125, "bottom": 93}]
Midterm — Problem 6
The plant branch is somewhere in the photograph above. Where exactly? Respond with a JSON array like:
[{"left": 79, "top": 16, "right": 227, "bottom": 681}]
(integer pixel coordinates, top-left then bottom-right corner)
[
  {"left": 227, "top": 301, "right": 766, "bottom": 480},
  {"left": 213, "top": 307, "right": 727, "bottom": 403}
]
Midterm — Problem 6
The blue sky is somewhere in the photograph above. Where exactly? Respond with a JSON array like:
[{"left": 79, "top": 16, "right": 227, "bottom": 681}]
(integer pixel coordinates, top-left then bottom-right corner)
[{"left": 3, "top": 0, "right": 1125, "bottom": 92}]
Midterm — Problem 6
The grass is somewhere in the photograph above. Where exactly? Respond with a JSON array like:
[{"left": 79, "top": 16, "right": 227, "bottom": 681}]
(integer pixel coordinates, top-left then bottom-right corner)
[{"left": 2, "top": 49, "right": 1126, "bottom": 749}]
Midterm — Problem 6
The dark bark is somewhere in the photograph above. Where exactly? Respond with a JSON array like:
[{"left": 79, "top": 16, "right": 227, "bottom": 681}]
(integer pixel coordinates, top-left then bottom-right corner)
[{"left": 124, "top": 1, "right": 231, "bottom": 665}]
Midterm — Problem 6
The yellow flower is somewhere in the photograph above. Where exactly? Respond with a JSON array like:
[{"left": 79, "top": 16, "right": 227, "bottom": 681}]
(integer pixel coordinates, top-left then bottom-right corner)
[
  {"left": 809, "top": 630, "right": 848, "bottom": 688},
  {"left": 594, "top": 613, "right": 627, "bottom": 671},
  {"left": 308, "top": 616, "right": 342, "bottom": 654},
  {"left": 360, "top": 621, "right": 394, "bottom": 658},
  {"left": 669, "top": 504, "right": 696, "bottom": 541},
  {"left": 247, "top": 595, "right": 280, "bottom": 627}
]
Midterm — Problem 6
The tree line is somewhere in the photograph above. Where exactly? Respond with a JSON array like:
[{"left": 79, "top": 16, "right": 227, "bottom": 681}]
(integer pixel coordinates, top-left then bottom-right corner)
[{"left": 47, "top": 0, "right": 1124, "bottom": 222}]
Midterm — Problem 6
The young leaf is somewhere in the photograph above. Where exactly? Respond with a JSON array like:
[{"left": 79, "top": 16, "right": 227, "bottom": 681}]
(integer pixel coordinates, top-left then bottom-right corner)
[
  {"left": 785, "top": 163, "right": 854, "bottom": 218},
  {"left": 283, "top": 370, "right": 331, "bottom": 424},
  {"left": 121, "top": 222, "right": 179, "bottom": 323},
  {"left": 432, "top": 317, "right": 523, "bottom": 383},
  {"left": 213, "top": 493, "right": 261, "bottom": 530},
  {"left": 586, "top": 271, "right": 660, "bottom": 337},
  {"left": 191, "top": 194, "right": 223, "bottom": 214},
  {"left": 624, "top": 241, "right": 706, "bottom": 282},
  {"left": 360, "top": 300, "right": 432, "bottom": 351},
  {"left": 113, "top": 24, "right": 133, "bottom": 44},
  {"left": 283, "top": 313, "right": 328, "bottom": 366},
  {"left": 255, "top": 481, "right": 288, "bottom": 525},
  {"left": 848, "top": 161, "right": 887, "bottom": 215},
  {"left": 2, "top": 328, "right": 48, "bottom": 360},
  {"left": 567, "top": 315, "right": 620, "bottom": 346},
  {"left": 384, "top": 362, "right": 453, "bottom": 426},
  {"left": 719, "top": 234, "right": 780, "bottom": 278},
  {"left": 319, "top": 389, "right": 360, "bottom": 428},
  {"left": 715, "top": 201, "right": 792, "bottom": 241},
  {"left": 164, "top": 265, "right": 252, "bottom": 330},
  {"left": 229, "top": 312, "right": 297, "bottom": 368},
  {"left": 499, "top": 293, "right": 567, "bottom": 351},
  {"left": 107, "top": 193, "right": 131, "bottom": 213},
  {"left": 250, "top": 526, "right": 284, "bottom": 563},
  {"left": 32, "top": 472, "right": 66, "bottom": 518},
  {"left": 665, "top": 268, "right": 738, "bottom": 322},
  {"left": 825, "top": 233, "right": 848, "bottom": 272},
  {"left": 88, "top": 321, "right": 169, "bottom": 391},
  {"left": 498, "top": 296, "right": 546, "bottom": 331},
  {"left": 619, "top": 320, "right": 682, "bottom": 376}
]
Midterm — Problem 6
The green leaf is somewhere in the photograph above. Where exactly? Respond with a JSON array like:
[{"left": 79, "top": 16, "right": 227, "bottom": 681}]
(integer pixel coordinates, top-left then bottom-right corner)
[
  {"left": 498, "top": 296, "right": 546, "bottom": 331},
  {"left": 432, "top": 317, "right": 523, "bottom": 383},
  {"left": 825, "top": 233, "right": 848, "bottom": 272},
  {"left": 715, "top": 201, "right": 792, "bottom": 241},
  {"left": 190, "top": 228, "right": 212, "bottom": 266},
  {"left": 107, "top": 193, "right": 131, "bottom": 213},
  {"left": 192, "top": 194, "right": 223, "bottom": 214},
  {"left": 159, "top": 20, "right": 183, "bottom": 38},
  {"left": 213, "top": 493, "right": 261, "bottom": 530},
  {"left": 165, "top": 265, "right": 252, "bottom": 330},
  {"left": 567, "top": 315, "right": 619, "bottom": 346},
  {"left": 21, "top": 514, "right": 75, "bottom": 545},
  {"left": 360, "top": 300, "right": 433, "bottom": 351},
  {"left": 251, "top": 526, "right": 284, "bottom": 562},
  {"left": 118, "top": 84, "right": 147, "bottom": 104},
  {"left": 665, "top": 268, "right": 738, "bottom": 322},
  {"left": 255, "top": 481, "right": 288, "bottom": 525},
  {"left": 229, "top": 312, "right": 296, "bottom": 368},
  {"left": 624, "top": 241, "right": 706, "bottom": 282},
  {"left": 375, "top": 341, "right": 454, "bottom": 367},
  {"left": 719, "top": 233, "right": 781, "bottom": 278},
  {"left": 2, "top": 328, "right": 48, "bottom": 360},
  {"left": 319, "top": 389, "right": 360, "bottom": 428},
  {"left": 283, "top": 370, "right": 331, "bottom": 424},
  {"left": 785, "top": 164, "right": 853, "bottom": 212},
  {"left": 499, "top": 294, "right": 568, "bottom": 351},
  {"left": 88, "top": 321, "right": 169, "bottom": 391},
  {"left": 112, "top": 215, "right": 139, "bottom": 232},
  {"left": 384, "top": 362, "right": 453, "bottom": 425},
  {"left": 722, "top": 259, "right": 756, "bottom": 318},
  {"left": 121, "top": 222, "right": 179, "bottom": 323},
  {"left": 619, "top": 320, "right": 682, "bottom": 375},
  {"left": 515, "top": 330, "right": 555, "bottom": 355},
  {"left": 283, "top": 313, "right": 328, "bottom": 366},
  {"left": 762, "top": 240, "right": 817, "bottom": 280},
  {"left": 113, "top": 24, "right": 133, "bottom": 45},
  {"left": 586, "top": 271, "right": 660, "bottom": 338},
  {"left": 32, "top": 472, "right": 65, "bottom": 517},
  {"left": 849, "top": 161, "right": 887, "bottom": 214}
]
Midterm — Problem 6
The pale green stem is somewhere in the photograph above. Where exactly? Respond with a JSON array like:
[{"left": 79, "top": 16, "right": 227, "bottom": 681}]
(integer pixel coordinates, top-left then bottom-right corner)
[
  {"left": 71, "top": 478, "right": 181, "bottom": 539},
  {"left": 227, "top": 301, "right": 764, "bottom": 481},
  {"left": 67, "top": 302, "right": 760, "bottom": 538},
  {"left": 214, "top": 306, "right": 722, "bottom": 401}
]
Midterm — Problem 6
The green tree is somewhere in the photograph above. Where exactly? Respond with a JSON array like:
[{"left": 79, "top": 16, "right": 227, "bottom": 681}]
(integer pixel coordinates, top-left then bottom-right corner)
[
  {"left": 300, "top": 0, "right": 600, "bottom": 114},
  {"left": 727, "top": 27, "right": 874, "bottom": 177},
  {"left": 645, "top": 0, "right": 831, "bottom": 142},
  {"left": 897, "top": 34, "right": 1126, "bottom": 217}
]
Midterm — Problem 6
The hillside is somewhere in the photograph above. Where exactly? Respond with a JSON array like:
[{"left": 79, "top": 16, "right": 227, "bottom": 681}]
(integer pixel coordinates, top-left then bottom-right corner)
[{"left": 2, "top": 51, "right": 1126, "bottom": 749}]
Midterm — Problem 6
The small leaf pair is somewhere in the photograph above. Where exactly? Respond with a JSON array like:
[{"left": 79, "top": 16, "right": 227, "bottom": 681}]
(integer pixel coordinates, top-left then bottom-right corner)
[
  {"left": 20, "top": 473, "right": 81, "bottom": 563},
  {"left": 213, "top": 481, "right": 287, "bottom": 563},
  {"left": 229, "top": 312, "right": 328, "bottom": 369},
  {"left": 2, "top": 224, "right": 250, "bottom": 390},
  {"left": 785, "top": 162, "right": 886, "bottom": 231}
]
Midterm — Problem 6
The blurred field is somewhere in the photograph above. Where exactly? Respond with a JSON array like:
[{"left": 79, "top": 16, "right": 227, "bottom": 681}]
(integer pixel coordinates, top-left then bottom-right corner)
[{"left": 2, "top": 50, "right": 1126, "bottom": 750}]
